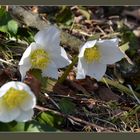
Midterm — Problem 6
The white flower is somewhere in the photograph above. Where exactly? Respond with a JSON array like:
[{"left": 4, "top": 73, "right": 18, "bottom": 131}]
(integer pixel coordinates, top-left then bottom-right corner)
[
  {"left": 0, "top": 81, "right": 36, "bottom": 123},
  {"left": 76, "top": 38, "right": 125, "bottom": 81},
  {"left": 19, "top": 26, "right": 71, "bottom": 80}
]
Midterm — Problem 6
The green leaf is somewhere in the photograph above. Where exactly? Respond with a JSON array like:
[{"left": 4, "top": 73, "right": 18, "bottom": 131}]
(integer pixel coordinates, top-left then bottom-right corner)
[
  {"left": 17, "top": 27, "right": 35, "bottom": 43},
  {"left": 0, "top": 7, "right": 18, "bottom": 36},
  {"left": 0, "top": 8, "right": 12, "bottom": 25},
  {"left": 7, "top": 20, "right": 18, "bottom": 35},
  {"left": 119, "top": 42, "right": 129, "bottom": 52},
  {"left": 119, "top": 42, "right": 134, "bottom": 65},
  {"left": 59, "top": 98, "right": 76, "bottom": 114},
  {"left": 0, "top": 122, "right": 10, "bottom": 131},
  {"left": 0, "top": 120, "right": 57, "bottom": 132},
  {"left": 0, "top": 7, "right": 6, "bottom": 18},
  {"left": 0, "top": 25, "right": 8, "bottom": 33},
  {"left": 40, "top": 112, "right": 54, "bottom": 127},
  {"left": 135, "top": 84, "right": 140, "bottom": 91},
  {"left": 56, "top": 6, "right": 73, "bottom": 25},
  {"left": 38, "top": 112, "right": 64, "bottom": 129},
  {"left": 26, "top": 120, "right": 58, "bottom": 131}
]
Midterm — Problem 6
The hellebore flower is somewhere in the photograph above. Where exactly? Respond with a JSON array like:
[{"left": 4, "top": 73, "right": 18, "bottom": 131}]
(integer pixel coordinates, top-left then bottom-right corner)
[
  {"left": 19, "top": 26, "right": 71, "bottom": 80},
  {"left": 76, "top": 38, "right": 125, "bottom": 81},
  {"left": 0, "top": 81, "right": 36, "bottom": 122}
]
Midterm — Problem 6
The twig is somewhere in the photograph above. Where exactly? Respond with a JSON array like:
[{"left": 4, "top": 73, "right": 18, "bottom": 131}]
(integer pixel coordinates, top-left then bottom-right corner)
[
  {"left": 44, "top": 93, "right": 61, "bottom": 110},
  {"left": 94, "top": 117, "right": 118, "bottom": 129},
  {"left": 35, "top": 105, "right": 114, "bottom": 131},
  {"left": 48, "top": 93, "right": 79, "bottom": 100},
  {"left": 96, "top": 25, "right": 106, "bottom": 36},
  {"left": 0, "top": 58, "right": 16, "bottom": 66}
]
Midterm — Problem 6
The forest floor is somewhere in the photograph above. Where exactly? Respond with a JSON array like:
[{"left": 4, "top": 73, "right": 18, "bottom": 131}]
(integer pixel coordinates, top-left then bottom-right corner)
[{"left": 1, "top": 6, "right": 140, "bottom": 132}]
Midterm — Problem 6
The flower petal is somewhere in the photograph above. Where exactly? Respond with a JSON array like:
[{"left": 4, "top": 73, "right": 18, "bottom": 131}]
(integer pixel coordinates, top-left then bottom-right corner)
[
  {"left": 0, "top": 82, "right": 36, "bottom": 122},
  {"left": 52, "top": 47, "right": 71, "bottom": 68},
  {"left": 34, "top": 26, "right": 61, "bottom": 53},
  {"left": 0, "top": 101, "right": 20, "bottom": 122},
  {"left": 42, "top": 62, "right": 58, "bottom": 79},
  {"left": 19, "top": 42, "right": 38, "bottom": 65},
  {"left": 20, "top": 94, "right": 36, "bottom": 111},
  {"left": 76, "top": 58, "right": 88, "bottom": 79},
  {"left": 60, "top": 47, "right": 72, "bottom": 63},
  {"left": 0, "top": 82, "right": 15, "bottom": 97},
  {"left": 19, "top": 42, "right": 40, "bottom": 80},
  {"left": 0, "top": 81, "right": 29, "bottom": 97},
  {"left": 9, "top": 81, "right": 31, "bottom": 92},
  {"left": 79, "top": 40, "right": 97, "bottom": 58},
  {"left": 10, "top": 82, "right": 36, "bottom": 111},
  {"left": 15, "top": 109, "right": 34, "bottom": 122},
  {"left": 97, "top": 38, "right": 125, "bottom": 64},
  {"left": 19, "top": 62, "right": 31, "bottom": 81},
  {"left": 0, "top": 81, "right": 36, "bottom": 111},
  {"left": 86, "top": 62, "right": 107, "bottom": 81}
]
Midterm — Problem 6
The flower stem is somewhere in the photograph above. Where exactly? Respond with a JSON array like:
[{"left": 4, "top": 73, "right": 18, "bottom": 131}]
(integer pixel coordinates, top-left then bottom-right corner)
[
  {"left": 100, "top": 77, "right": 140, "bottom": 98},
  {"left": 58, "top": 56, "right": 78, "bottom": 84}
]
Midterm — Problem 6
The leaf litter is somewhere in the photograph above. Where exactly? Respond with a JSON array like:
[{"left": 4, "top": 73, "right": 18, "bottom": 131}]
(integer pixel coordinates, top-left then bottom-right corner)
[{"left": 1, "top": 6, "right": 140, "bottom": 132}]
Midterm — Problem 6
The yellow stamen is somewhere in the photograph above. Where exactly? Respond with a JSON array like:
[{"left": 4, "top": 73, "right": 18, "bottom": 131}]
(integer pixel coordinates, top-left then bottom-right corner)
[
  {"left": 84, "top": 45, "right": 101, "bottom": 63},
  {"left": 30, "top": 49, "right": 50, "bottom": 70},
  {"left": 3, "top": 87, "right": 29, "bottom": 109}
]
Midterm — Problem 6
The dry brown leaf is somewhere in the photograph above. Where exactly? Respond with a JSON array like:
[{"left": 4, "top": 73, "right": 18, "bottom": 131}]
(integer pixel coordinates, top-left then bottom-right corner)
[
  {"left": 134, "top": 128, "right": 140, "bottom": 132},
  {"left": 67, "top": 71, "right": 75, "bottom": 81},
  {"left": 84, "top": 98, "right": 98, "bottom": 109},
  {"left": 0, "top": 68, "right": 18, "bottom": 86},
  {"left": 53, "top": 82, "right": 76, "bottom": 97},
  {"left": 24, "top": 73, "right": 41, "bottom": 98},
  {"left": 97, "top": 86, "right": 120, "bottom": 102},
  {"left": 0, "top": 69, "right": 9, "bottom": 86},
  {"left": 74, "top": 77, "right": 99, "bottom": 93},
  {"left": 31, "top": 6, "right": 38, "bottom": 13}
]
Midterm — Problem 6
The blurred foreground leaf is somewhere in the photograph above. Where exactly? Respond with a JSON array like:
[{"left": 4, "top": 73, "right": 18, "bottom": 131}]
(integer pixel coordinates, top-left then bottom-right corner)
[
  {"left": 0, "top": 7, "right": 18, "bottom": 36},
  {"left": 7, "top": 20, "right": 18, "bottom": 35},
  {"left": 0, "top": 120, "right": 57, "bottom": 132},
  {"left": 37, "top": 112, "right": 64, "bottom": 129}
]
